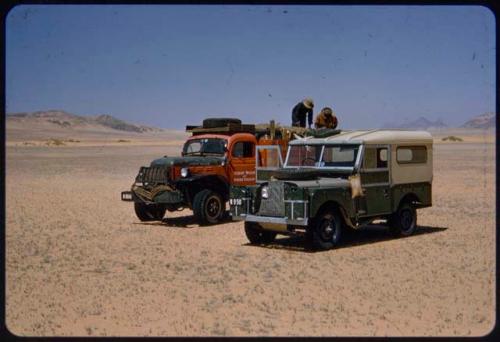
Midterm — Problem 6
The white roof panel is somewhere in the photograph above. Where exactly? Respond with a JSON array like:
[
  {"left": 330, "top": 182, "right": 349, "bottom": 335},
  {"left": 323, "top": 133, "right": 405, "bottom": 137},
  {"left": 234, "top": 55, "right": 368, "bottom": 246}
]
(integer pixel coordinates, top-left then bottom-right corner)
[{"left": 290, "top": 129, "right": 433, "bottom": 145}]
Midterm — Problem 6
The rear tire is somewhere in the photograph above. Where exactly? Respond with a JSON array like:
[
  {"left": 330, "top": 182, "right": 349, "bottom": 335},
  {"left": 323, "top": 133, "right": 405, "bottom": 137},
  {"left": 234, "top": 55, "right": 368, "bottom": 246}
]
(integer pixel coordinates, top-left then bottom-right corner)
[
  {"left": 312, "top": 209, "right": 343, "bottom": 250},
  {"left": 193, "top": 189, "right": 225, "bottom": 225},
  {"left": 134, "top": 202, "right": 166, "bottom": 221},
  {"left": 244, "top": 222, "right": 277, "bottom": 244},
  {"left": 388, "top": 203, "right": 417, "bottom": 237}
]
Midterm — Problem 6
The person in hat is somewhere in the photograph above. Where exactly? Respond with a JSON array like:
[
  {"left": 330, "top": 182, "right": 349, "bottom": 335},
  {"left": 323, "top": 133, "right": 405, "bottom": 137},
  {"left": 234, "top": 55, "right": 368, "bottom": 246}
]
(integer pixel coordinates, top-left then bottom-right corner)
[
  {"left": 314, "top": 107, "right": 338, "bottom": 129},
  {"left": 291, "top": 98, "right": 314, "bottom": 128}
]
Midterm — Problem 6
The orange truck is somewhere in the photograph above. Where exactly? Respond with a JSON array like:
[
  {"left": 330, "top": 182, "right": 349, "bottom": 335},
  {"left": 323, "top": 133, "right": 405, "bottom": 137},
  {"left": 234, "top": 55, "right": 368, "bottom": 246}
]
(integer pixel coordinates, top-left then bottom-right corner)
[{"left": 121, "top": 118, "right": 290, "bottom": 225}]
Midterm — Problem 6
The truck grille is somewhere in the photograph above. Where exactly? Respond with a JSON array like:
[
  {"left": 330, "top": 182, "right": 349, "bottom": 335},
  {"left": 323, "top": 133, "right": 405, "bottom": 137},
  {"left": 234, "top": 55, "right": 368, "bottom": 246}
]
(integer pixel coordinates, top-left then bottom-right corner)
[
  {"left": 136, "top": 166, "right": 169, "bottom": 185},
  {"left": 257, "top": 181, "right": 285, "bottom": 217}
]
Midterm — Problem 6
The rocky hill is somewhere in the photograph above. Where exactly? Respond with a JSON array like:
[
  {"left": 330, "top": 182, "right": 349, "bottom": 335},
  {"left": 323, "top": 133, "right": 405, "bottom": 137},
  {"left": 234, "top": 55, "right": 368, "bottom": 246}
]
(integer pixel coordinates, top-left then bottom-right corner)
[
  {"left": 461, "top": 112, "right": 495, "bottom": 129},
  {"left": 7, "top": 110, "right": 163, "bottom": 133},
  {"left": 382, "top": 116, "right": 448, "bottom": 130}
]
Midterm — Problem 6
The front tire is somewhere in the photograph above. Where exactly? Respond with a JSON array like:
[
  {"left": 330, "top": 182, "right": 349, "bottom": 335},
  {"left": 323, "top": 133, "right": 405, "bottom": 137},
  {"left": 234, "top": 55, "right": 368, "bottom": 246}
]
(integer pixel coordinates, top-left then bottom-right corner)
[
  {"left": 244, "top": 222, "right": 277, "bottom": 244},
  {"left": 388, "top": 203, "right": 417, "bottom": 237},
  {"left": 312, "top": 210, "right": 343, "bottom": 250},
  {"left": 193, "top": 189, "right": 225, "bottom": 225},
  {"left": 134, "top": 202, "right": 166, "bottom": 222}
]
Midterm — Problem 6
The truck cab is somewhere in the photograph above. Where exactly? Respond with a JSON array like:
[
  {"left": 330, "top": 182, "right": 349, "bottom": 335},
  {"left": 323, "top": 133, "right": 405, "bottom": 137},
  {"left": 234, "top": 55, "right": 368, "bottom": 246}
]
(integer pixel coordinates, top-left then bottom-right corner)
[{"left": 121, "top": 118, "right": 290, "bottom": 225}]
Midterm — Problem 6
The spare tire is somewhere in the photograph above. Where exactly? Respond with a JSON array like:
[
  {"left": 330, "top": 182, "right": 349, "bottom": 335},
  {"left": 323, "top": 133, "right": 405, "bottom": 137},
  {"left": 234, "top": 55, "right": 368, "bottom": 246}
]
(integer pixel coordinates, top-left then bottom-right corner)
[
  {"left": 304, "top": 128, "right": 342, "bottom": 138},
  {"left": 270, "top": 168, "right": 319, "bottom": 181},
  {"left": 203, "top": 118, "right": 241, "bottom": 129}
]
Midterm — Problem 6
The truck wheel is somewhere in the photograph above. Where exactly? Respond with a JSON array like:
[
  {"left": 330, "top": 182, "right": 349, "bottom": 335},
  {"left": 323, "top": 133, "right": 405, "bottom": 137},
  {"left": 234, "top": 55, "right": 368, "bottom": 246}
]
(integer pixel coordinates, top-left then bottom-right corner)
[
  {"left": 312, "top": 210, "right": 342, "bottom": 250},
  {"left": 202, "top": 118, "right": 241, "bottom": 129},
  {"left": 388, "top": 203, "right": 417, "bottom": 237},
  {"left": 193, "top": 189, "right": 225, "bottom": 225},
  {"left": 244, "top": 222, "right": 277, "bottom": 244},
  {"left": 134, "top": 202, "right": 166, "bottom": 221}
]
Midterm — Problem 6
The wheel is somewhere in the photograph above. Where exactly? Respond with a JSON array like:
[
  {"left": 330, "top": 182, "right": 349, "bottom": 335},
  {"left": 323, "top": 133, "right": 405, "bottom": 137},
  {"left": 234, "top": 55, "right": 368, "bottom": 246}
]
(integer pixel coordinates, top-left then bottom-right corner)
[
  {"left": 134, "top": 202, "right": 166, "bottom": 221},
  {"left": 244, "top": 222, "right": 277, "bottom": 244},
  {"left": 193, "top": 189, "right": 225, "bottom": 225},
  {"left": 312, "top": 209, "right": 343, "bottom": 250},
  {"left": 388, "top": 202, "right": 417, "bottom": 237},
  {"left": 202, "top": 118, "right": 241, "bottom": 129}
]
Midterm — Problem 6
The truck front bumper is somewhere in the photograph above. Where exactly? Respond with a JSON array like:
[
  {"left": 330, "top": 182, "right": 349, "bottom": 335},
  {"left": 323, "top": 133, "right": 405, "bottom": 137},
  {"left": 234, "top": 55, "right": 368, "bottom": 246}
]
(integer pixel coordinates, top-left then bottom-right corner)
[
  {"left": 121, "top": 191, "right": 135, "bottom": 201},
  {"left": 121, "top": 186, "right": 185, "bottom": 204}
]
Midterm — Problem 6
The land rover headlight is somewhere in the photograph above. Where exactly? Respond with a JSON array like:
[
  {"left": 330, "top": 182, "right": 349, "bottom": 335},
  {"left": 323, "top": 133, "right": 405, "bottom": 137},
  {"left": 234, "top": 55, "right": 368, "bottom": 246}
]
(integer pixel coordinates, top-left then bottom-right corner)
[
  {"left": 261, "top": 186, "right": 269, "bottom": 199},
  {"left": 180, "top": 167, "right": 189, "bottom": 178}
]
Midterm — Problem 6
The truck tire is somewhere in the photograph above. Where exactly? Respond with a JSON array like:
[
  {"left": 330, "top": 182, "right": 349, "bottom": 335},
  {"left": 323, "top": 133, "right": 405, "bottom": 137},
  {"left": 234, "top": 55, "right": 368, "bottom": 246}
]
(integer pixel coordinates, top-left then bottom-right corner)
[
  {"left": 388, "top": 202, "right": 417, "bottom": 237},
  {"left": 202, "top": 118, "right": 241, "bottom": 129},
  {"left": 312, "top": 209, "right": 342, "bottom": 250},
  {"left": 134, "top": 202, "right": 166, "bottom": 221},
  {"left": 193, "top": 189, "right": 225, "bottom": 225},
  {"left": 244, "top": 222, "right": 277, "bottom": 244}
]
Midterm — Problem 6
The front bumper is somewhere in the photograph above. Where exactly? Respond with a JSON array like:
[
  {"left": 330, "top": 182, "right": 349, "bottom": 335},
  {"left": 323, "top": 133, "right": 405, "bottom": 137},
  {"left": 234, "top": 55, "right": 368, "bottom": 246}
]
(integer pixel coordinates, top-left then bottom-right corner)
[
  {"left": 121, "top": 185, "right": 185, "bottom": 204},
  {"left": 241, "top": 214, "right": 308, "bottom": 226},
  {"left": 121, "top": 191, "right": 135, "bottom": 201},
  {"left": 230, "top": 198, "right": 309, "bottom": 226}
]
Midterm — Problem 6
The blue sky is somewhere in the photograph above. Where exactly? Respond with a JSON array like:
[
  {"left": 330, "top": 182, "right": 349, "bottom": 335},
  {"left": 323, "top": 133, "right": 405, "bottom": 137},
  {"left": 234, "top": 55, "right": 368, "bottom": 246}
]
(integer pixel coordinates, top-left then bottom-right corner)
[{"left": 6, "top": 5, "right": 496, "bottom": 129}]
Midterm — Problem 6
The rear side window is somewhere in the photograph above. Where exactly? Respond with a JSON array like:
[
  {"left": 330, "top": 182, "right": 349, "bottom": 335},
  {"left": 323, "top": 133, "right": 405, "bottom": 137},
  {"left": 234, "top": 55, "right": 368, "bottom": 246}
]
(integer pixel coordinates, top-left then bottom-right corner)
[
  {"left": 397, "top": 146, "right": 427, "bottom": 164},
  {"left": 232, "top": 141, "right": 254, "bottom": 158}
]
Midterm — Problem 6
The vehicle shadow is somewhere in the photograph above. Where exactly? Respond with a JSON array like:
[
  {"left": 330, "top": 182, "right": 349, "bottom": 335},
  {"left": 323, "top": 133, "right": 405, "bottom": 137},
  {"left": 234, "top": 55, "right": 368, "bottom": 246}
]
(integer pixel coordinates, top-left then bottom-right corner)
[
  {"left": 243, "top": 224, "right": 448, "bottom": 253},
  {"left": 133, "top": 211, "right": 234, "bottom": 228}
]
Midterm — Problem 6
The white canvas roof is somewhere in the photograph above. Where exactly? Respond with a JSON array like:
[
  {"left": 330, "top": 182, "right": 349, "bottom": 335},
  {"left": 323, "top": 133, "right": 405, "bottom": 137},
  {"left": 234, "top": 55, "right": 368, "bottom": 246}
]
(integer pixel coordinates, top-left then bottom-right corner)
[{"left": 290, "top": 129, "right": 433, "bottom": 145}]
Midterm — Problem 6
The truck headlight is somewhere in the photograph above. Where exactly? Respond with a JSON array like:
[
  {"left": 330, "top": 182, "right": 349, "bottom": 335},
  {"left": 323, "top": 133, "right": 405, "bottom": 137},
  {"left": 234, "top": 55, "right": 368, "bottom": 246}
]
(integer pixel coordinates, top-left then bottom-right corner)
[
  {"left": 261, "top": 186, "right": 269, "bottom": 199},
  {"left": 180, "top": 167, "right": 189, "bottom": 178}
]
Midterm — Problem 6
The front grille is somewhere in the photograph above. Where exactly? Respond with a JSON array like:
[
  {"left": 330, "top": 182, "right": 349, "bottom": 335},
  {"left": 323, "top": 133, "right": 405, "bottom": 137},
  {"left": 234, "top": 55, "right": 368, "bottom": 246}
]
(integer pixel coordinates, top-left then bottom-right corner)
[
  {"left": 257, "top": 181, "right": 285, "bottom": 217},
  {"left": 136, "top": 166, "right": 169, "bottom": 185}
]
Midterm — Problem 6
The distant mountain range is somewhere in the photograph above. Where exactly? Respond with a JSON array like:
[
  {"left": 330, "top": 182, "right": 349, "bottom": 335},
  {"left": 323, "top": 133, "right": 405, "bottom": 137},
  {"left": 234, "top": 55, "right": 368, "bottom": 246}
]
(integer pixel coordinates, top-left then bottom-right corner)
[
  {"left": 382, "top": 112, "right": 495, "bottom": 130},
  {"left": 382, "top": 117, "right": 448, "bottom": 130},
  {"left": 7, "top": 110, "right": 163, "bottom": 133},
  {"left": 460, "top": 112, "right": 495, "bottom": 129}
]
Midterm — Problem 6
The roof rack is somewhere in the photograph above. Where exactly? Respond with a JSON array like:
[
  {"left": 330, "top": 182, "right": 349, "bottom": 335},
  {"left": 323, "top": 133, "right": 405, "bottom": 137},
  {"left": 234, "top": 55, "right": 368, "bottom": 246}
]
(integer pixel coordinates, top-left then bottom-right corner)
[{"left": 186, "top": 123, "right": 256, "bottom": 136}]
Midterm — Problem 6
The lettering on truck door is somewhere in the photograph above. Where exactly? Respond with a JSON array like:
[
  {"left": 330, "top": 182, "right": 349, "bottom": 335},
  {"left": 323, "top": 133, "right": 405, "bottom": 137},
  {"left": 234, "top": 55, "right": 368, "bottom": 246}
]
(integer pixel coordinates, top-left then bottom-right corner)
[{"left": 228, "top": 140, "right": 256, "bottom": 185}]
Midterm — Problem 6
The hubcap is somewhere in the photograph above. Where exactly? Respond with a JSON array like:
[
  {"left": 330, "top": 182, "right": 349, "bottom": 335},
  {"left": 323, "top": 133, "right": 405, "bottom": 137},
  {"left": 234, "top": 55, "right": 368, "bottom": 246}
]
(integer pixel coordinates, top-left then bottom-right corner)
[
  {"left": 206, "top": 196, "right": 221, "bottom": 219},
  {"left": 320, "top": 218, "right": 336, "bottom": 241},
  {"left": 401, "top": 209, "right": 413, "bottom": 231}
]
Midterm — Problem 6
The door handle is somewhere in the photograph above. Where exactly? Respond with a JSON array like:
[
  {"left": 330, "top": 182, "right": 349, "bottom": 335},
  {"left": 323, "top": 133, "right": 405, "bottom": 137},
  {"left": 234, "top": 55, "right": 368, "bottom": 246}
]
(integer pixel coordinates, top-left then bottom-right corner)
[{"left": 383, "top": 189, "right": 389, "bottom": 198}]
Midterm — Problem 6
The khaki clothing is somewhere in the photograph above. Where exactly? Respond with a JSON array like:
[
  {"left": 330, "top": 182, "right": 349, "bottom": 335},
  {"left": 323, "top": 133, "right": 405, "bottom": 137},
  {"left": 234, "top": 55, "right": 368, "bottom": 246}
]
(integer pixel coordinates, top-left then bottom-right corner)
[{"left": 314, "top": 111, "right": 338, "bottom": 129}]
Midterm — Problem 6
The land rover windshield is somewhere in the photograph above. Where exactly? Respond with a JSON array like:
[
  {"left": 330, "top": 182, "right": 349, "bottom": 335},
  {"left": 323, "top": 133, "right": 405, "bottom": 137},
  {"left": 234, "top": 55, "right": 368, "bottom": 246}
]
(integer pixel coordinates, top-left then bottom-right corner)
[
  {"left": 285, "top": 144, "right": 360, "bottom": 169},
  {"left": 182, "top": 138, "right": 226, "bottom": 156}
]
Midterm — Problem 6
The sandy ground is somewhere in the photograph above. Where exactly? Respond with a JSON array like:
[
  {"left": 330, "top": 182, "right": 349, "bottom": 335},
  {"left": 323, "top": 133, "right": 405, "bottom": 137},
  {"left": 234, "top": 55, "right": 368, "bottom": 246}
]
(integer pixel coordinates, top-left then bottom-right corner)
[{"left": 5, "top": 130, "right": 495, "bottom": 337}]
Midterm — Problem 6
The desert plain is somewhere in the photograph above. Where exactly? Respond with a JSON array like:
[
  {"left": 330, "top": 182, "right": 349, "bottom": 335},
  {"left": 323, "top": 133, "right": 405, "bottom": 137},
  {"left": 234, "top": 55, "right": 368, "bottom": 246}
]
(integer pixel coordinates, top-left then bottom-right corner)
[{"left": 5, "top": 127, "right": 496, "bottom": 336}]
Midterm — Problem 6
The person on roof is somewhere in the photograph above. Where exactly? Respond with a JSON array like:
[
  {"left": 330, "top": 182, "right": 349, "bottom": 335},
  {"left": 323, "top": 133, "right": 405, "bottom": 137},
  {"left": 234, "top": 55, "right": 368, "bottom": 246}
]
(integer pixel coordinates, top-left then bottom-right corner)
[
  {"left": 291, "top": 98, "right": 314, "bottom": 128},
  {"left": 314, "top": 107, "right": 338, "bottom": 129}
]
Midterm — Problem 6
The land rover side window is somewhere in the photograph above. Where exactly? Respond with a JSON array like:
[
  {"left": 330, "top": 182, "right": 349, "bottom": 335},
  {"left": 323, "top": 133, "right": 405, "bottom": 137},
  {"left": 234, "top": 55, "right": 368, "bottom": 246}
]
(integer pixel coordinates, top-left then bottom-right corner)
[
  {"left": 397, "top": 146, "right": 427, "bottom": 164},
  {"left": 362, "top": 147, "right": 387, "bottom": 169},
  {"left": 257, "top": 148, "right": 280, "bottom": 168},
  {"left": 377, "top": 148, "right": 388, "bottom": 168},
  {"left": 322, "top": 145, "right": 360, "bottom": 167},
  {"left": 182, "top": 138, "right": 226, "bottom": 156},
  {"left": 232, "top": 141, "right": 254, "bottom": 158},
  {"left": 286, "top": 145, "right": 322, "bottom": 167}
]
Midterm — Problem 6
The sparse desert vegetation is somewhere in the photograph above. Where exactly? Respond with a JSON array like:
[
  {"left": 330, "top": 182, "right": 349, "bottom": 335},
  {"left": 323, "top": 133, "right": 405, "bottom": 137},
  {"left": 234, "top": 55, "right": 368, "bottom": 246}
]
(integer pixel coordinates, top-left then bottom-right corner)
[
  {"left": 5, "top": 129, "right": 495, "bottom": 337},
  {"left": 441, "top": 135, "right": 463, "bottom": 142},
  {"left": 45, "top": 138, "right": 65, "bottom": 146}
]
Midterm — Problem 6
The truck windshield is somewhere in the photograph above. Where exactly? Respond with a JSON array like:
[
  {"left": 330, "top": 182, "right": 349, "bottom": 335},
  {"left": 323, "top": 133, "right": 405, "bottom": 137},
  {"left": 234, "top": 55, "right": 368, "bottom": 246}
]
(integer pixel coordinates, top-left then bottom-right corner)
[
  {"left": 285, "top": 144, "right": 360, "bottom": 168},
  {"left": 182, "top": 138, "right": 226, "bottom": 156}
]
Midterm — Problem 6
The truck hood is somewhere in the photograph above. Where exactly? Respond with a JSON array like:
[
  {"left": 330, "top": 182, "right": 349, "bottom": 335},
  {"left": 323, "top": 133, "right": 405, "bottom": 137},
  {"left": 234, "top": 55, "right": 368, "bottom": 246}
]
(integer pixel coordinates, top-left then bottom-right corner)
[{"left": 150, "top": 156, "right": 225, "bottom": 167}]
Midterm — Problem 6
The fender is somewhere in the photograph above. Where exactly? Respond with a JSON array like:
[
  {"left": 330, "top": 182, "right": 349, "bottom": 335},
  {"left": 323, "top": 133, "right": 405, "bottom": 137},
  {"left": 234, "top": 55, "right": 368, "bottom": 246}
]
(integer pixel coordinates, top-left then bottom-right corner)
[{"left": 175, "top": 174, "right": 230, "bottom": 204}]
